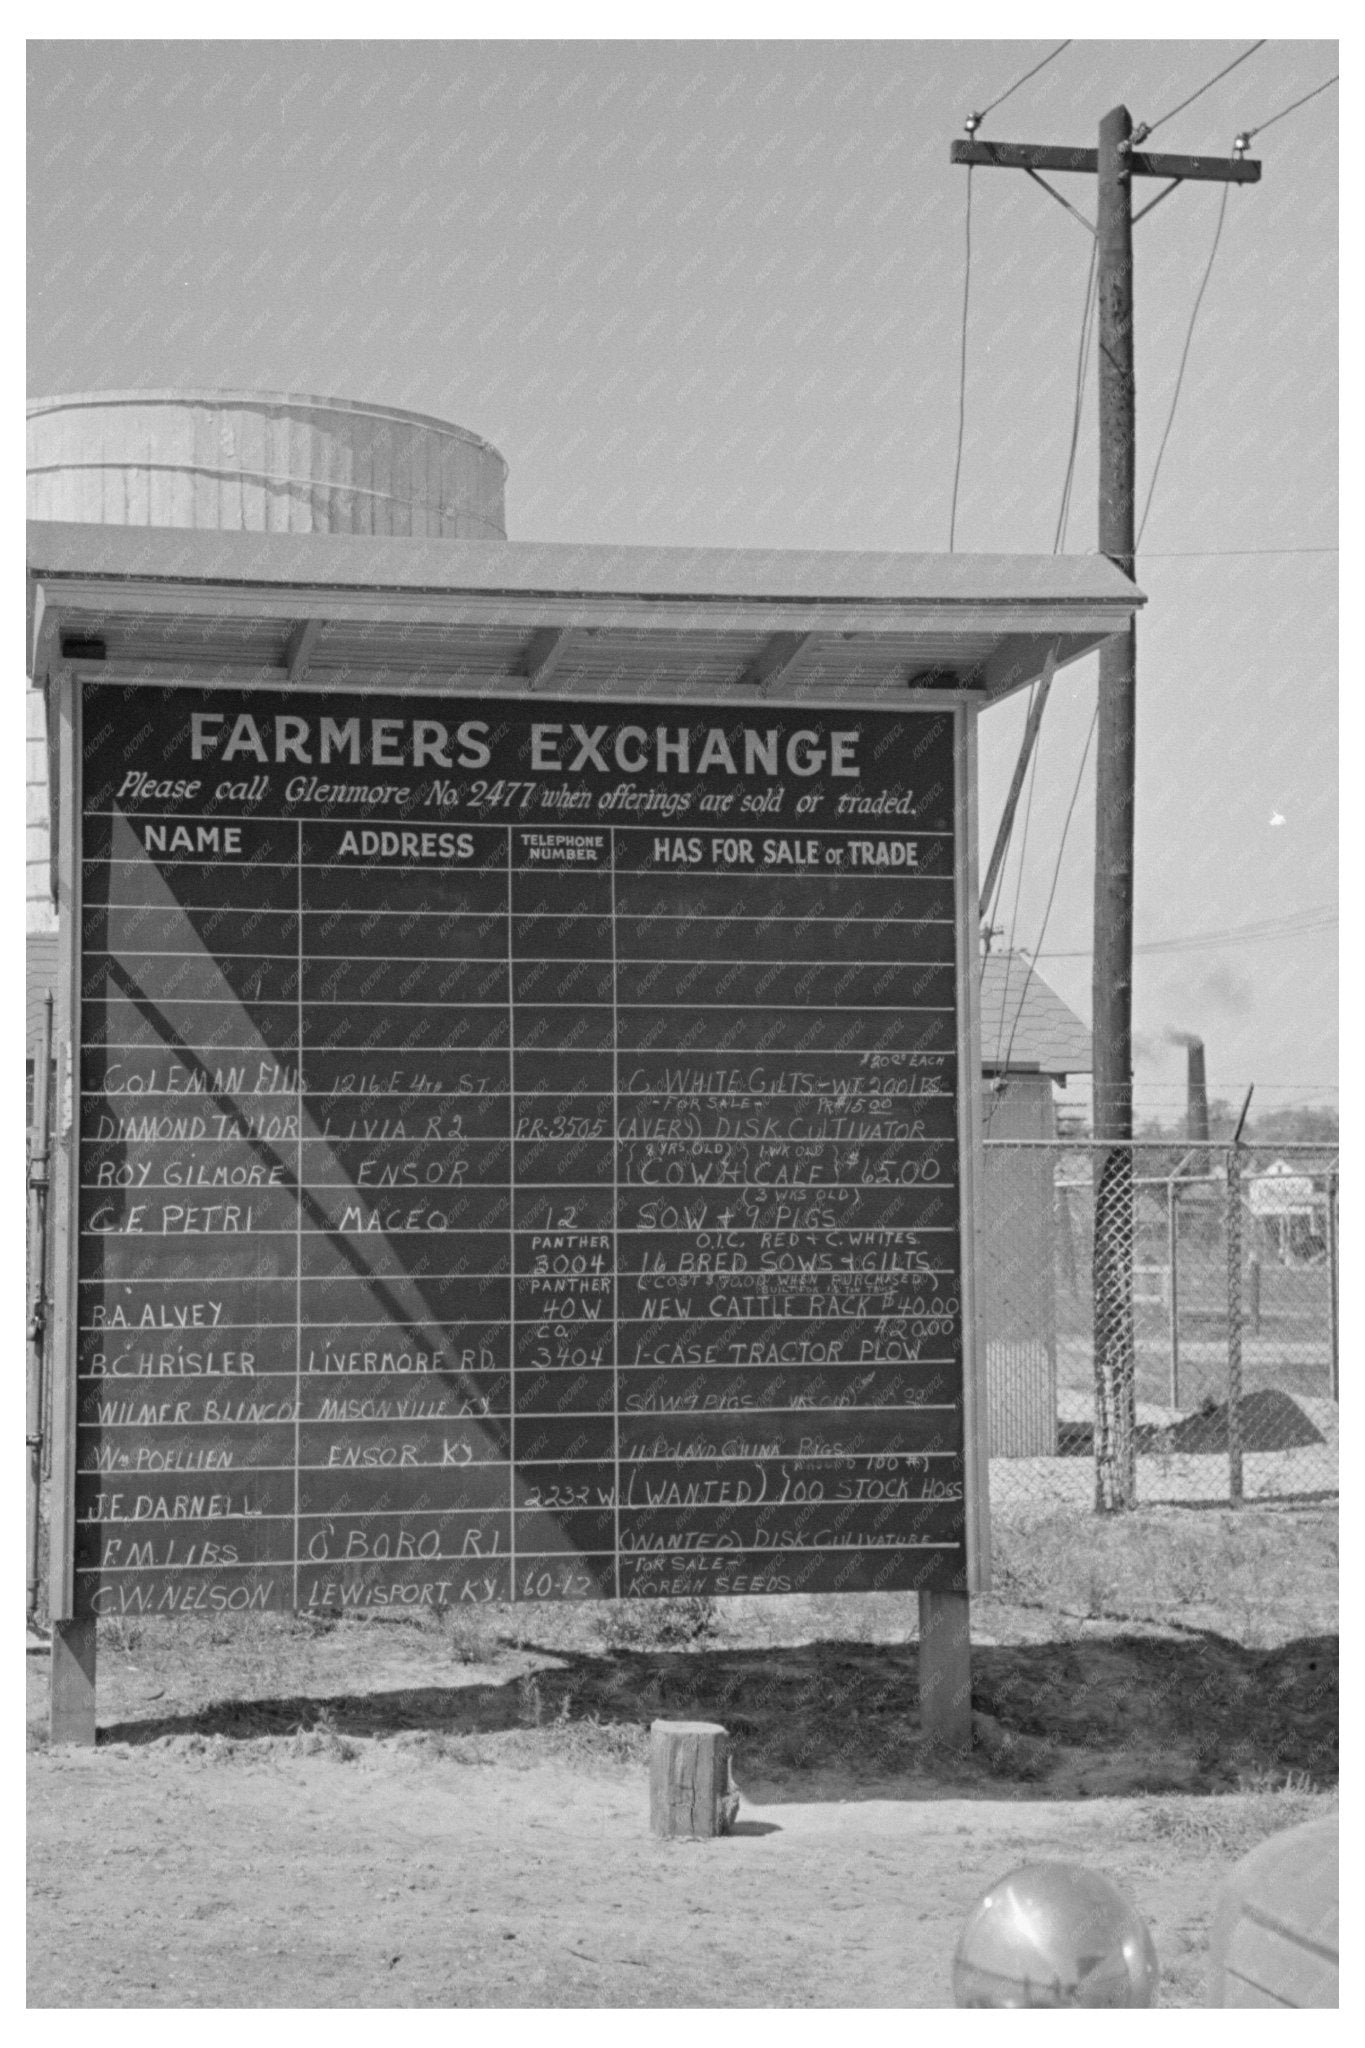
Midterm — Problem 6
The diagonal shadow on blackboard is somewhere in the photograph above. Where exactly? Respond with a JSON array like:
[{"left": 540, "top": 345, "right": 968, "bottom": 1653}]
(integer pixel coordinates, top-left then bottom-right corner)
[{"left": 91, "top": 951, "right": 514, "bottom": 1461}]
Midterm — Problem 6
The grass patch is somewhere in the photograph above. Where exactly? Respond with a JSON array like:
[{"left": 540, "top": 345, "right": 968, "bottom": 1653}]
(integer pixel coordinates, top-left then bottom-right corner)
[
  {"left": 1135, "top": 1783, "right": 1335, "bottom": 1859},
  {"left": 987, "top": 1500, "right": 1337, "bottom": 1635}
]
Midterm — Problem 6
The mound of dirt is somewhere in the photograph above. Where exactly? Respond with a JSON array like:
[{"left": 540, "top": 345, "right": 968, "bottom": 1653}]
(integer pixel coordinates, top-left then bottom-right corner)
[
  {"left": 1058, "top": 1388, "right": 1323, "bottom": 1459},
  {"left": 1169, "top": 1389, "right": 1324, "bottom": 1454}
]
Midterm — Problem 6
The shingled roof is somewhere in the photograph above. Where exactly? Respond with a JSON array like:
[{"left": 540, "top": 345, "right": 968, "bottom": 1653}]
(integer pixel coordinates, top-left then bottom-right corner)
[{"left": 979, "top": 950, "right": 1091, "bottom": 1080}]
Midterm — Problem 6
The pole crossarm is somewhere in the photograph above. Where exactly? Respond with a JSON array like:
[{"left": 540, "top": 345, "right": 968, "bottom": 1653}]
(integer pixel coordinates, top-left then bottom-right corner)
[{"left": 951, "top": 139, "right": 1260, "bottom": 184}]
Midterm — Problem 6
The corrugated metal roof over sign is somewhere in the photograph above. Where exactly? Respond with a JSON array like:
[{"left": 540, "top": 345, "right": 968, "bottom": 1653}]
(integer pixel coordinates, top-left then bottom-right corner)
[{"left": 27, "top": 524, "right": 1141, "bottom": 706}]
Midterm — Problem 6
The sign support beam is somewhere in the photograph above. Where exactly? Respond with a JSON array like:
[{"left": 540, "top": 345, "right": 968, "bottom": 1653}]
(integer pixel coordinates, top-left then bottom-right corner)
[
  {"left": 918, "top": 1590, "right": 972, "bottom": 1746},
  {"left": 49, "top": 668, "right": 95, "bottom": 1744},
  {"left": 50, "top": 1616, "right": 97, "bottom": 1747}
]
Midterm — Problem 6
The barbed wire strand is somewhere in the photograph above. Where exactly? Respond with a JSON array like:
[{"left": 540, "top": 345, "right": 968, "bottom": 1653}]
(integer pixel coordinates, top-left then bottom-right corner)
[{"left": 1094, "top": 1083, "right": 1339, "bottom": 1096}]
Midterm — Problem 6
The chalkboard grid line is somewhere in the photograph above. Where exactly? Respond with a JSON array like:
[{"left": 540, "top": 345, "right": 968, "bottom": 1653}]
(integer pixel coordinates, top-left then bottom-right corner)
[
  {"left": 85, "top": 1045, "right": 956, "bottom": 1062},
  {"left": 610, "top": 829, "right": 622, "bottom": 1599},
  {"left": 72, "top": 1436, "right": 963, "bottom": 1456},
  {"left": 79, "top": 1082, "right": 957, "bottom": 1100},
  {"left": 80, "top": 885, "right": 956, "bottom": 911},
  {"left": 76, "top": 1423, "right": 962, "bottom": 1445},
  {"left": 78, "top": 1541, "right": 962, "bottom": 1570},
  {"left": 293, "top": 819, "right": 303, "bottom": 1609},
  {"left": 83, "top": 812, "right": 956, "bottom": 840},
  {"left": 69, "top": 1375, "right": 939, "bottom": 1399},
  {"left": 80, "top": 911, "right": 957, "bottom": 934},
  {"left": 72, "top": 1225, "right": 962, "bottom": 1245},
  {"left": 505, "top": 830, "right": 516, "bottom": 1590},
  {"left": 83, "top": 958, "right": 958, "bottom": 982},
  {"left": 72, "top": 1263, "right": 962, "bottom": 1285},
  {"left": 86, "top": 1000, "right": 957, "bottom": 1015}
]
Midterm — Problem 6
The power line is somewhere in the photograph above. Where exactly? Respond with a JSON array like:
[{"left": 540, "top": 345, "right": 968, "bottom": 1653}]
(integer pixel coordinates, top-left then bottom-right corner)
[
  {"left": 1138, "top": 545, "right": 1337, "bottom": 558},
  {"left": 997, "top": 702, "right": 1099, "bottom": 1077},
  {"left": 953, "top": 39, "right": 1074, "bottom": 547},
  {"left": 1033, "top": 906, "right": 1337, "bottom": 959},
  {"left": 983, "top": 244, "right": 1097, "bottom": 965},
  {"left": 1054, "top": 241, "right": 1098, "bottom": 552},
  {"left": 986, "top": 250, "right": 1100, "bottom": 1080},
  {"left": 972, "top": 41, "right": 1071, "bottom": 126},
  {"left": 1239, "top": 73, "right": 1339, "bottom": 142},
  {"left": 1063, "top": 903, "right": 1337, "bottom": 944},
  {"left": 1137, "top": 41, "right": 1266, "bottom": 140},
  {"left": 1137, "top": 179, "right": 1234, "bottom": 547},
  {"left": 990, "top": 713, "right": 1043, "bottom": 1077},
  {"left": 984, "top": 669, "right": 1048, "bottom": 1090},
  {"left": 948, "top": 165, "right": 972, "bottom": 551}
]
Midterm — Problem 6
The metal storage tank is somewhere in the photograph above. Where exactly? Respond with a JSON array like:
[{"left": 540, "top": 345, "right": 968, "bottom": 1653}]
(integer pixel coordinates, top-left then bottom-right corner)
[
  {"left": 26, "top": 389, "right": 509, "bottom": 940},
  {"left": 26, "top": 389, "right": 507, "bottom": 539}
]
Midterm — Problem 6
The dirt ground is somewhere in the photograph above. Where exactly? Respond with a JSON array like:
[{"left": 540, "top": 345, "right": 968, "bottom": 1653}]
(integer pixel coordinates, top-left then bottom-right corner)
[{"left": 27, "top": 1503, "right": 1338, "bottom": 2009}]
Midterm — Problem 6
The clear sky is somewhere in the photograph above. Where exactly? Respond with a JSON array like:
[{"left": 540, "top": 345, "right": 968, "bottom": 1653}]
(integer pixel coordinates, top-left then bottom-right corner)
[{"left": 26, "top": 34, "right": 1339, "bottom": 1116}]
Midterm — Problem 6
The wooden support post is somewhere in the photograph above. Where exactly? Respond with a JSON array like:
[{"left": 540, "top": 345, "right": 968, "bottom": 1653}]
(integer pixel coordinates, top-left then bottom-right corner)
[
  {"left": 649, "top": 1720, "right": 737, "bottom": 1838},
  {"left": 918, "top": 1590, "right": 972, "bottom": 1748},
  {"left": 48, "top": 670, "right": 90, "bottom": 1743},
  {"left": 50, "top": 1616, "right": 97, "bottom": 1747}
]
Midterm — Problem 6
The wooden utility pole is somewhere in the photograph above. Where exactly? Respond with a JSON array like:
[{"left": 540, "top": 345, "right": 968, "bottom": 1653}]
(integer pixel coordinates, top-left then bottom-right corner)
[
  {"left": 952, "top": 111, "right": 1259, "bottom": 1509},
  {"left": 1091, "top": 104, "right": 1140, "bottom": 1511}
]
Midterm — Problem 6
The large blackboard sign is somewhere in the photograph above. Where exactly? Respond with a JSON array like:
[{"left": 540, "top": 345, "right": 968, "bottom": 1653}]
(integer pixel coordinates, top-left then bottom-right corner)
[{"left": 74, "top": 686, "right": 967, "bottom": 1615}]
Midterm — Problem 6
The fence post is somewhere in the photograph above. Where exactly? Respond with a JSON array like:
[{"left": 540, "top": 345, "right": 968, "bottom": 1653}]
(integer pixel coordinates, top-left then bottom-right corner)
[
  {"left": 1327, "top": 1169, "right": 1338, "bottom": 1403},
  {"left": 1166, "top": 1177, "right": 1180, "bottom": 1409},
  {"left": 1226, "top": 1148, "right": 1244, "bottom": 1506},
  {"left": 1093, "top": 1144, "right": 1137, "bottom": 1512}
]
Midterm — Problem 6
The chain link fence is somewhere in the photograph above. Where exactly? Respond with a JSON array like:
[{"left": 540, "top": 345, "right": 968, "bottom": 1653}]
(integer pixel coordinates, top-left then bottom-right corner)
[{"left": 981, "top": 1139, "right": 1338, "bottom": 1516}]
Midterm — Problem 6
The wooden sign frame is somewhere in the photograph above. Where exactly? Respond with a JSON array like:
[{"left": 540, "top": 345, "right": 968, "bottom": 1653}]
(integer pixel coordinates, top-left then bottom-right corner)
[{"left": 46, "top": 665, "right": 989, "bottom": 1745}]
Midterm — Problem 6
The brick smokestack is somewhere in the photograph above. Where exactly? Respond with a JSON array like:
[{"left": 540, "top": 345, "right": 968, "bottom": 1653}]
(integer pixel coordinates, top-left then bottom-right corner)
[{"left": 1170, "top": 1032, "right": 1210, "bottom": 1143}]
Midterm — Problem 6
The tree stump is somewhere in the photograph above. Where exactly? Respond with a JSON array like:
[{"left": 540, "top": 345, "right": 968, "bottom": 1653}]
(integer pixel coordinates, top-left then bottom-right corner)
[{"left": 649, "top": 1720, "right": 738, "bottom": 1838}]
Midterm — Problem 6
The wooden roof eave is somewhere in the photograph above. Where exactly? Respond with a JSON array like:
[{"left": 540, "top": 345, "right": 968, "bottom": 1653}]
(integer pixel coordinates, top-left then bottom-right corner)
[{"left": 27, "top": 522, "right": 1142, "bottom": 705}]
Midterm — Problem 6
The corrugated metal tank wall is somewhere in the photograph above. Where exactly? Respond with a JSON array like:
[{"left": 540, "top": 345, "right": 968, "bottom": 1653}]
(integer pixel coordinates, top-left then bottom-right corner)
[
  {"left": 27, "top": 390, "right": 507, "bottom": 538},
  {"left": 26, "top": 390, "right": 508, "bottom": 935}
]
